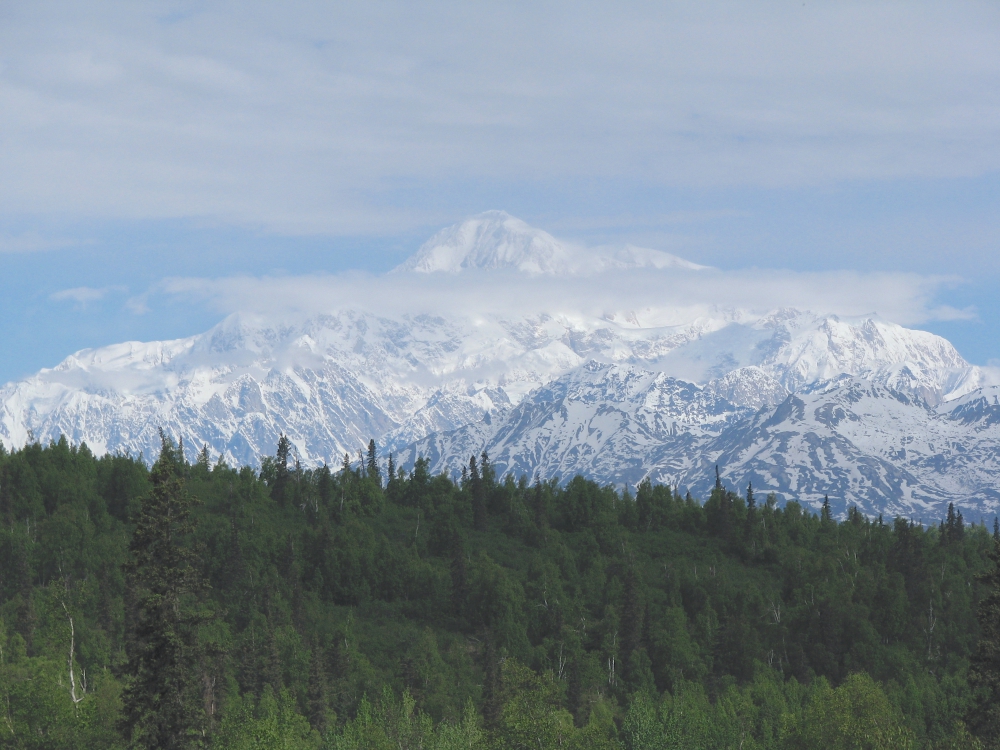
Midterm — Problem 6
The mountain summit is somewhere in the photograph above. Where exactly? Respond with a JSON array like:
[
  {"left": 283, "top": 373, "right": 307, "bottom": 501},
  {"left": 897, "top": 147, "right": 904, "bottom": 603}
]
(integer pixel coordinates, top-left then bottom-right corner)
[
  {"left": 0, "top": 212, "right": 994, "bottom": 517},
  {"left": 395, "top": 210, "right": 707, "bottom": 274}
]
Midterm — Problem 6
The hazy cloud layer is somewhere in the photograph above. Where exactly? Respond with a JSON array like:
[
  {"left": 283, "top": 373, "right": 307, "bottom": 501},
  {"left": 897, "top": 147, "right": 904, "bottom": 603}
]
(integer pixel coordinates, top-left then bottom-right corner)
[
  {"left": 163, "top": 265, "right": 971, "bottom": 329},
  {"left": 1, "top": 2, "right": 998, "bottom": 234}
]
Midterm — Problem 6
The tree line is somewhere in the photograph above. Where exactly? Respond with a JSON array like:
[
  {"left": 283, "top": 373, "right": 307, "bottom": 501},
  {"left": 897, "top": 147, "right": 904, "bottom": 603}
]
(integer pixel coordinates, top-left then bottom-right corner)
[{"left": 0, "top": 434, "right": 999, "bottom": 748}]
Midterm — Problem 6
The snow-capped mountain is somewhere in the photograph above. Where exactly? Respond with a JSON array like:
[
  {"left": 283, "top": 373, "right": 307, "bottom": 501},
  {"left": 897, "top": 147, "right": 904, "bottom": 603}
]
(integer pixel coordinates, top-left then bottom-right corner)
[
  {"left": 395, "top": 210, "right": 707, "bottom": 275},
  {"left": 400, "top": 364, "right": 1000, "bottom": 519},
  {"left": 0, "top": 211, "right": 994, "bottom": 518}
]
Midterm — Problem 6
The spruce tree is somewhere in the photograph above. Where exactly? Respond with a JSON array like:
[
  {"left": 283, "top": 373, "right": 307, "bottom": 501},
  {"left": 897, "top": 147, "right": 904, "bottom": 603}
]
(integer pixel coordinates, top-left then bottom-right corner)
[
  {"left": 317, "top": 464, "right": 333, "bottom": 510},
  {"left": 196, "top": 445, "right": 210, "bottom": 471},
  {"left": 272, "top": 434, "right": 291, "bottom": 505},
  {"left": 366, "top": 439, "right": 380, "bottom": 484},
  {"left": 621, "top": 567, "right": 644, "bottom": 688},
  {"left": 968, "top": 531, "right": 1000, "bottom": 746},
  {"left": 307, "top": 639, "right": 329, "bottom": 735},
  {"left": 120, "top": 432, "right": 213, "bottom": 750},
  {"left": 469, "top": 455, "right": 486, "bottom": 532},
  {"left": 533, "top": 478, "right": 547, "bottom": 531},
  {"left": 451, "top": 530, "right": 469, "bottom": 618},
  {"left": 745, "top": 482, "right": 757, "bottom": 542},
  {"left": 481, "top": 630, "right": 501, "bottom": 730}
]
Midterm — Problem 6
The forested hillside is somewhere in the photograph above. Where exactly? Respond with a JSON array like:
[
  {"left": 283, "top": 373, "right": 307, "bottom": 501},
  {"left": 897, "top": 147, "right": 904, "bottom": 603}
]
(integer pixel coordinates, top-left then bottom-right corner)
[{"left": 1, "top": 435, "right": 998, "bottom": 748}]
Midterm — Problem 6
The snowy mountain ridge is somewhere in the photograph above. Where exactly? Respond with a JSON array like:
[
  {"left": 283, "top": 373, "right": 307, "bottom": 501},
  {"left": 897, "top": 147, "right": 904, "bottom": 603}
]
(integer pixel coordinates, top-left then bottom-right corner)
[
  {"left": 0, "top": 211, "right": 994, "bottom": 518},
  {"left": 399, "top": 363, "right": 1000, "bottom": 519}
]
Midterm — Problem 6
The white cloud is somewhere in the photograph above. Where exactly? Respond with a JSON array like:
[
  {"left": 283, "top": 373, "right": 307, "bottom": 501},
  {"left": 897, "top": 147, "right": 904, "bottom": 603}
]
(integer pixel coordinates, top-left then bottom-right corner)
[
  {"left": 162, "top": 264, "right": 970, "bottom": 329},
  {"left": 0, "top": 2, "right": 998, "bottom": 234},
  {"left": 50, "top": 285, "right": 125, "bottom": 305}
]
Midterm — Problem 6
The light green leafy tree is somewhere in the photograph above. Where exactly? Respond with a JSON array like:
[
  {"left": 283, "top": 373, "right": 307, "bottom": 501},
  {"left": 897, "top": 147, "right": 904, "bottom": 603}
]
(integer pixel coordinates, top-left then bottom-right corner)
[{"left": 782, "top": 673, "right": 915, "bottom": 750}]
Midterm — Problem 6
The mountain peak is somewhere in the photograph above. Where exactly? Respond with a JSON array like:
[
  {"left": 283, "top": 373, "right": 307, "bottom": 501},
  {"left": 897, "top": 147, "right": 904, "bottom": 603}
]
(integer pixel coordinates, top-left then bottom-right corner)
[
  {"left": 394, "top": 211, "right": 707, "bottom": 275},
  {"left": 394, "top": 211, "right": 570, "bottom": 274}
]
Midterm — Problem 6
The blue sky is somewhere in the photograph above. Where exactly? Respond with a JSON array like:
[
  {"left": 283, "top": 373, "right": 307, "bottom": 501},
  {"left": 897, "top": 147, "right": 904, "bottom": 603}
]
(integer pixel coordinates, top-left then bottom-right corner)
[{"left": 1, "top": 1, "right": 998, "bottom": 384}]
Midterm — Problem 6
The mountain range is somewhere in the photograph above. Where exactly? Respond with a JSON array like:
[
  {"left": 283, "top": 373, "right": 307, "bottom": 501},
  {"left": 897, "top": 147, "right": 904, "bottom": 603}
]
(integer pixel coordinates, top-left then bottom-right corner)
[{"left": 1, "top": 210, "right": 996, "bottom": 519}]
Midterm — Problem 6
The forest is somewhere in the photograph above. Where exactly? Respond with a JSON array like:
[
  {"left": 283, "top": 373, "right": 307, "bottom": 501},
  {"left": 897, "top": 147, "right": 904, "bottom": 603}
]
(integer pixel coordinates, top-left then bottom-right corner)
[{"left": 0, "top": 434, "right": 999, "bottom": 749}]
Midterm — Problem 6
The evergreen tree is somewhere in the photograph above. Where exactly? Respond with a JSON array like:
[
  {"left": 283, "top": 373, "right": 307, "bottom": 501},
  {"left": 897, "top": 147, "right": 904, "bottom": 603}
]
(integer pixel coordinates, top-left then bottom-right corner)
[
  {"left": 942, "top": 502, "right": 967, "bottom": 545},
  {"left": 307, "top": 639, "right": 329, "bottom": 735},
  {"left": 317, "top": 463, "right": 333, "bottom": 510},
  {"left": 451, "top": 530, "right": 469, "bottom": 618},
  {"left": 479, "top": 450, "right": 495, "bottom": 488},
  {"left": 120, "top": 432, "right": 213, "bottom": 750},
  {"left": 481, "top": 630, "right": 501, "bottom": 730},
  {"left": 366, "top": 439, "right": 380, "bottom": 485},
  {"left": 822, "top": 495, "right": 832, "bottom": 523},
  {"left": 469, "top": 455, "right": 486, "bottom": 532},
  {"left": 272, "top": 434, "right": 291, "bottom": 506},
  {"left": 533, "top": 477, "right": 547, "bottom": 532},
  {"left": 969, "top": 531, "right": 1000, "bottom": 746},
  {"left": 621, "top": 567, "right": 644, "bottom": 689}
]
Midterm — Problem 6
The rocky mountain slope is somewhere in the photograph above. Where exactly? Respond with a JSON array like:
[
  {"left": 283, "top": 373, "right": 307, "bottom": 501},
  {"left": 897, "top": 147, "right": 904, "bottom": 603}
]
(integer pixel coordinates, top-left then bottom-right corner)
[
  {"left": 400, "top": 363, "right": 1000, "bottom": 518},
  {"left": 0, "top": 211, "right": 993, "bottom": 518}
]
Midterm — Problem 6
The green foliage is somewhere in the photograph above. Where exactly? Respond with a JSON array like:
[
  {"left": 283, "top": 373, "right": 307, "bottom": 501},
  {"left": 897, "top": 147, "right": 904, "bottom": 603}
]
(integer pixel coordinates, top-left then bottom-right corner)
[
  {"left": 0, "top": 435, "right": 994, "bottom": 748},
  {"left": 214, "top": 687, "right": 320, "bottom": 750},
  {"left": 783, "top": 673, "right": 915, "bottom": 749},
  {"left": 120, "top": 433, "right": 216, "bottom": 749},
  {"left": 968, "top": 532, "right": 1000, "bottom": 748}
]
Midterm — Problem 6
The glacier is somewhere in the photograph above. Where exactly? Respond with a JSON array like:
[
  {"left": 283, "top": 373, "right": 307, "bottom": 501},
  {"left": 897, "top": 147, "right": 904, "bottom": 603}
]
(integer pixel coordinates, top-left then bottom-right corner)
[{"left": 0, "top": 210, "right": 995, "bottom": 519}]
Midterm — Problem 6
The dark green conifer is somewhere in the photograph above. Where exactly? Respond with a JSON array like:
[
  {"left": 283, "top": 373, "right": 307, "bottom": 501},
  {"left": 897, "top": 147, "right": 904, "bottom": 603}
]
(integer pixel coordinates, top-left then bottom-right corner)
[
  {"left": 263, "top": 626, "right": 283, "bottom": 692},
  {"left": 120, "top": 431, "right": 213, "bottom": 750},
  {"left": 968, "top": 531, "right": 1000, "bottom": 746},
  {"left": 533, "top": 477, "right": 547, "bottom": 531},
  {"left": 481, "top": 630, "right": 501, "bottom": 730},
  {"left": 366, "top": 439, "right": 380, "bottom": 484},
  {"left": 317, "top": 463, "right": 333, "bottom": 509},
  {"left": 196, "top": 444, "right": 210, "bottom": 471},
  {"left": 307, "top": 639, "right": 329, "bottom": 735},
  {"left": 621, "top": 568, "right": 644, "bottom": 687},
  {"left": 272, "top": 434, "right": 291, "bottom": 505},
  {"left": 469, "top": 455, "right": 486, "bottom": 531},
  {"left": 451, "top": 530, "right": 469, "bottom": 617}
]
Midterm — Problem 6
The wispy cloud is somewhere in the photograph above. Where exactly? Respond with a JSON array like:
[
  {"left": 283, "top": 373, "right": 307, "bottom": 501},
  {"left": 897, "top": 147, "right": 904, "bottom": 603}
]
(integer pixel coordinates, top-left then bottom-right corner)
[
  {"left": 50, "top": 285, "right": 126, "bottom": 305},
  {"left": 162, "top": 264, "right": 970, "bottom": 330},
  {"left": 0, "top": 2, "right": 997, "bottom": 234}
]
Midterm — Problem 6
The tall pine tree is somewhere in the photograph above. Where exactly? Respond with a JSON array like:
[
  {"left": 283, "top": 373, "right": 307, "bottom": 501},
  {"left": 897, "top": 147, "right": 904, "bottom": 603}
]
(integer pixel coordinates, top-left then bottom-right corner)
[
  {"left": 969, "top": 530, "right": 1000, "bottom": 747},
  {"left": 366, "top": 438, "right": 380, "bottom": 485},
  {"left": 121, "top": 432, "right": 214, "bottom": 749},
  {"left": 272, "top": 434, "right": 291, "bottom": 506}
]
